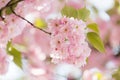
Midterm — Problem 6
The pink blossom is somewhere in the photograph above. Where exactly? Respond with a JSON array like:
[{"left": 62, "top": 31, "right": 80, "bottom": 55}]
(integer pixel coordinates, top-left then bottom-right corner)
[
  {"left": 95, "top": 17, "right": 110, "bottom": 41},
  {"left": 49, "top": 17, "right": 91, "bottom": 67},
  {"left": 109, "top": 15, "right": 120, "bottom": 48},
  {"left": 12, "top": 26, "right": 51, "bottom": 75},
  {"left": 5, "top": 14, "right": 26, "bottom": 38},
  {"left": 0, "top": 48, "right": 9, "bottom": 75},
  {"left": 12, "top": 26, "right": 53, "bottom": 79},
  {"left": 26, "top": 45, "right": 47, "bottom": 65},
  {"left": 26, "top": 63, "right": 54, "bottom": 80},
  {"left": 0, "top": 21, "right": 8, "bottom": 48},
  {"left": 82, "top": 68, "right": 112, "bottom": 80},
  {"left": 0, "top": 14, "right": 26, "bottom": 49},
  {"left": 15, "top": 0, "right": 63, "bottom": 20},
  {"left": 0, "top": 0, "right": 10, "bottom": 9},
  {"left": 13, "top": 25, "right": 51, "bottom": 55},
  {"left": 110, "top": 27, "right": 120, "bottom": 47},
  {"left": 83, "top": 46, "right": 120, "bottom": 71}
]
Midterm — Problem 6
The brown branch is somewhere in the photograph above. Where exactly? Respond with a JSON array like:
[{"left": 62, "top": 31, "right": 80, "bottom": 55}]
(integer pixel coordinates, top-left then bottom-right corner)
[
  {"left": 0, "top": 0, "right": 51, "bottom": 35},
  {"left": 0, "top": 10, "right": 4, "bottom": 20},
  {"left": 0, "top": 0, "right": 11, "bottom": 20},
  {"left": 7, "top": 0, "right": 24, "bottom": 7},
  {"left": 10, "top": 6, "right": 51, "bottom": 35},
  {"left": 0, "top": 0, "right": 24, "bottom": 20}
]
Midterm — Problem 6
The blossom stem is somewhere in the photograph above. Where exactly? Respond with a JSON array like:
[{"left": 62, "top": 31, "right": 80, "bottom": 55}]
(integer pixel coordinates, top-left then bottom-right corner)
[
  {"left": 0, "top": 11, "right": 4, "bottom": 20},
  {"left": 10, "top": 6, "right": 51, "bottom": 35},
  {"left": 0, "top": 0, "right": 51, "bottom": 35},
  {"left": 0, "top": 0, "right": 24, "bottom": 20}
]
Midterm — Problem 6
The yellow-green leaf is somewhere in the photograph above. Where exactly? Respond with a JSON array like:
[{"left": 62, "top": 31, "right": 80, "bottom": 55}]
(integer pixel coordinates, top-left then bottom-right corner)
[
  {"left": 95, "top": 72, "right": 103, "bottom": 80},
  {"left": 5, "top": 7, "right": 13, "bottom": 15},
  {"left": 34, "top": 18, "right": 47, "bottom": 29},
  {"left": 87, "top": 23, "right": 99, "bottom": 34},
  {"left": 7, "top": 41, "right": 22, "bottom": 69},
  {"left": 61, "top": 6, "right": 90, "bottom": 21},
  {"left": 61, "top": 6, "right": 78, "bottom": 18},
  {"left": 87, "top": 32, "right": 105, "bottom": 53},
  {"left": 77, "top": 8, "right": 90, "bottom": 21},
  {"left": 5, "top": 0, "right": 20, "bottom": 15},
  {"left": 112, "top": 67, "right": 120, "bottom": 80}
]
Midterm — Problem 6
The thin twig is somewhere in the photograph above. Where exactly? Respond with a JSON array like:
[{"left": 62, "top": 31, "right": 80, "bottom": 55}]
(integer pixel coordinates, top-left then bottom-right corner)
[
  {"left": 10, "top": 6, "right": 51, "bottom": 35},
  {"left": 1, "top": 0, "right": 24, "bottom": 10},
  {"left": 0, "top": 0, "right": 51, "bottom": 35},
  {"left": 0, "top": 0, "right": 24, "bottom": 20},
  {"left": 0, "top": 0, "right": 11, "bottom": 20},
  {"left": 7, "top": 0, "right": 24, "bottom": 7},
  {"left": 0, "top": 11, "right": 4, "bottom": 20}
]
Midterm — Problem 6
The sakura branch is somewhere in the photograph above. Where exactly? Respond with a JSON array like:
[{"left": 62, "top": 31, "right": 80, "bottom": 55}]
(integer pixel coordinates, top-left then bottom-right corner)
[
  {"left": 10, "top": 6, "right": 51, "bottom": 35},
  {"left": 0, "top": 0, "right": 23, "bottom": 20},
  {"left": 0, "top": 0, "right": 51, "bottom": 35}
]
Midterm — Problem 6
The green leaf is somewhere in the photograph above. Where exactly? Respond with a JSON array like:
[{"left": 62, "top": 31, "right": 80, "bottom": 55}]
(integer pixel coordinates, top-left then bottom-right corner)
[
  {"left": 61, "top": 6, "right": 90, "bottom": 21},
  {"left": 87, "top": 23, "right": 99, "bottom": 34},
  {"left": 61, "top": 6, "right": 78, "bottom": 18},
  {"left": 5, "top": 7, "right": 13, "bottom": 15},
  {"left": 8, "top": 0, "right": 19, "bottom": 5},
  {"left": 5, "top": 0, "right": 20, "bottom": 15},
  {"left": 87, "top": 32, "right": 105, "bottom": 53},
  {"left": 34, "top": 18, "right": 47, "bottom": 29},
  {"left": 77, "top": 8, "right": 90, "bottom": 21},
  {"left": 7, "top": 41, "right": 22, "bottom": 69},
  {"left": 86, "top": 58, "right": 89, "bottom": 63},
  {"left": 112, "top": 68, "right": 120, "bottom": 80}
]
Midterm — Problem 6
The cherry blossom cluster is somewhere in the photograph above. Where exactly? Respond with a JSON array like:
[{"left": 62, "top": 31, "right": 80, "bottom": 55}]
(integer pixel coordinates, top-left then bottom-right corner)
[
  {"left": 0, "top": 0, "right": 105, "bottom": 79},
  {"left": 0, "top": 14, "right": 26, "bottom": 74},
  {"left": 50, "top": 17, "right": 91, "bottom": 67},
  {"left": 0, "top": 0, "right": 63, "bottom": 75}
]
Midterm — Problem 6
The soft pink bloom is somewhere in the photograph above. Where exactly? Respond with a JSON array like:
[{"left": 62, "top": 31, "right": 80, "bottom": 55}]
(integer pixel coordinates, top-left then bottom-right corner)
[
  {"left": 0, "top": 14, "right": 26, "bottom": 49},
  {"left": 110, "top": 27, "right": 120, "bottom": 47},
  {"left": 109, "top": 15, "right": 120, "bottom": 48},
  {"left": 0, "top": 0, "right": 10, "bottom": 9},
  {"left": 0, "top": 21, "right": 8, "bottom": 48},
  {"left": 49, "top": 17, "right": 91, "bottom": 67},
  {"left": 13, "top": 25, "right": 51, "bottom": 55},
  {"left": 24, "top": 57, "right": 54, "bottom": 80},
  {"left": 27, "top": 64, "right": 54, "bottom": 80},
  {"left": 66, "top": 0, "right": 85, "bottom": 9},
  {"left": 12, "top": 26, "right": 52, "bottom": 79},
  {"left": 95, "top": 17, "right": 110, "bottom": 41},
  {"left": 26, "top": 45, "right": 47, "bottom": 65},
  {"left": 82, "top": 68, "right": 112, "bottom": 80},
  {"left": 15, "top": 0, "right": 63, "bottom": 20},
  {"left": 15, "top": 0, "right": 36, "bottom": 17},
  {"left": 0, "top": 48, "right": 9, "bottom": 75},
  {"left": 95, "top": 15, "right": 120, "bottom": 48},
  {"left": 5, "top": 14, "right": 26, "bottom": 39},
  {"left": 83, "top": 46, "right": 120, "bottom": 71}
]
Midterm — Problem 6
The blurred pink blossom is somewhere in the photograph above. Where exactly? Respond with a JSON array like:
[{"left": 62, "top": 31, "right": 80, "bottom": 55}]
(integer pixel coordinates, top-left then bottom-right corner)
[
  {"left": 0, "top": 48, "right": 9, "bottom": 75},
  {"left": 109, "top": 15, "right": 120, "bottom": 48},
  {"left": 5, "top": 14, "right": 26, "bottom": 39},
  {"left": 0, "top": 0, "right": 10, "bottom": 9},
  {"left": 0, "top": 21, "right": 8, "bottom": 48},
  {"left": 83, "top": 68, "right": 112, "bottom": 80},
  {"left": 15, "top": 0, "right": 63, "bottom": 20},
  {"left": 95, "top": 17, "right": 110, "bottom": 41},
  {"left": 50, "top": 17, "right": 91, "bottom": 67}
]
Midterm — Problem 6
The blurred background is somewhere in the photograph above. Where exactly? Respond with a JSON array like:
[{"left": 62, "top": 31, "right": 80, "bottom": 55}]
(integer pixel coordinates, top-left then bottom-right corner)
[{"left": 0, "top": 0, "right": 120, "bottom": 80}]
